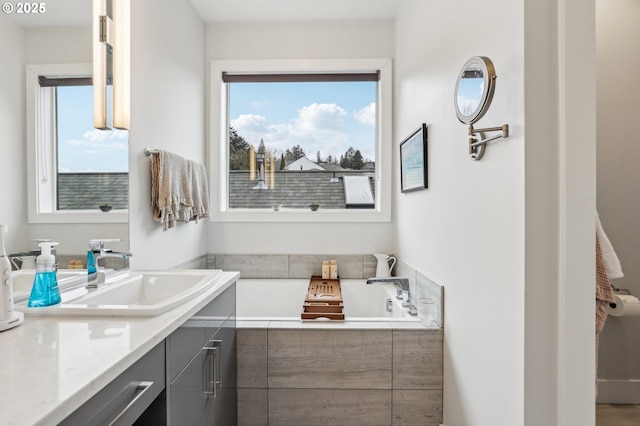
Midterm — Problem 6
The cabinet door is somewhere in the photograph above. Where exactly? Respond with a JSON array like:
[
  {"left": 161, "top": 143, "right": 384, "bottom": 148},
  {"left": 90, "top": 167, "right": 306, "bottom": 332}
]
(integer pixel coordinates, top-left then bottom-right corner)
[
  {"left": 210, "top": 317, "right": 237, "bottom": 426},
  {"left": 170, "top": 343, "right": 211, "bottom": 426}
]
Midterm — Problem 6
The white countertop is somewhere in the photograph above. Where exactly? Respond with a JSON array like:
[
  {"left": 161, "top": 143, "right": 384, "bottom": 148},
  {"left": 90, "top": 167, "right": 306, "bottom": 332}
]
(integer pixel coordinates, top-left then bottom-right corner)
[{"left": 0, "top": 271, "right": 239, "bottom": 426}]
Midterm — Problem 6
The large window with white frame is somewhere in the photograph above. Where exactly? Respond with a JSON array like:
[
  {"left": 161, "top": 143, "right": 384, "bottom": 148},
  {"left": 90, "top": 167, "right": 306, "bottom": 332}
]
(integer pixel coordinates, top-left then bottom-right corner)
[
  {"left": 210, "top": 59, "right": 392, "bottom": 222},
  {"left": 26, "top": 64, "right": 128, "bottom": 224}
]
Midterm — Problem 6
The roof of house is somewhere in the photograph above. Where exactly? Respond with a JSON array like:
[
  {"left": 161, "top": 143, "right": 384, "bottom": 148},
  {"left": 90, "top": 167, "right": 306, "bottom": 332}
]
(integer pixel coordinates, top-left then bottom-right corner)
[
  {"left": 284, "top": 157, "right": 325, "bottom": 171},
  {"left": 229, "top": 170, "right": 375, "bottom": 209},
  {"left": 57, "top": 173, "right": 129, "bottom": 210}
]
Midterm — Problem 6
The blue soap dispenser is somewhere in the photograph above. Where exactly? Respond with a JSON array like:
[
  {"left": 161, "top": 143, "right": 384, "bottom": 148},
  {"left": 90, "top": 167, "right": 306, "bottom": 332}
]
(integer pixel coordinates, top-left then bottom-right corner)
[{"left": 28, "top": 241, "right": 61, "bottom": 307}]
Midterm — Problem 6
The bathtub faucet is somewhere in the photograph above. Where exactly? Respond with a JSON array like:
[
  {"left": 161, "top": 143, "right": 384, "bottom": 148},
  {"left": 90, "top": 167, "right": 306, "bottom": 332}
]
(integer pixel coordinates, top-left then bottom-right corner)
[{"left": 366, "top": 277, "right": 418, "bottom": 316}]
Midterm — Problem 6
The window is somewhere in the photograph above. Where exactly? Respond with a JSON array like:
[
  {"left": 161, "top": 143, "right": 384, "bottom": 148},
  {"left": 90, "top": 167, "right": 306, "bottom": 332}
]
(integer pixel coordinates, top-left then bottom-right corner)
[
  {"left": 26, "top": 64, "right": 128, "bottom": 224},
  {"left": 210, "top": 59, "right": 392, "bottom": 222}
]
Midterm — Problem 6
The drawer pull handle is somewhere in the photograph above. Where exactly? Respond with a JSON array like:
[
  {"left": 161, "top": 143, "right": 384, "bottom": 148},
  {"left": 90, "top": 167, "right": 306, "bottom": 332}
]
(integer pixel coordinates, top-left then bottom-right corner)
[
  {"left": 107, "top": 381, "right": 154, "bottom": 426},
  {"left": 203, "top": 339, "right": 222, "bottom": 399}
]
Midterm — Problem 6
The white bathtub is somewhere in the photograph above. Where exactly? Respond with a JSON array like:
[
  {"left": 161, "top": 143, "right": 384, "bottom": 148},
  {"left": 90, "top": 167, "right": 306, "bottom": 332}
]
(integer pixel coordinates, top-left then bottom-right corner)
[{"left": 236, "top": 279, "right": 420, "bottom": 322}]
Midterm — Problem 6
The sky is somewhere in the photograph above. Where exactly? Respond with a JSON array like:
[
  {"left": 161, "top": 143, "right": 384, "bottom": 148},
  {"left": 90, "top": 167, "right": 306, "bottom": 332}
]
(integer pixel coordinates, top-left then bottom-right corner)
[
  {"left": 229, "top": 81, "right": 377, "bottom": 162},
  {"left": 57, "top": 86, "right": 129, "bottom": 173},
  {"left": 55, "top": 81, "right": 376, "bottom": 171}
]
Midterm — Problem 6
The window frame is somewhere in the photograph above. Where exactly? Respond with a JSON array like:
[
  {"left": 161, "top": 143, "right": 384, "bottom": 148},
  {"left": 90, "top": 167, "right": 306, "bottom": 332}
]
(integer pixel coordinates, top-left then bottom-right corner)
[
  {"left": 26, "top": 63, "right": 128, "bottom": 224},
  {"left": 209, "top": 58, "right": 392, "bottom": 223}
]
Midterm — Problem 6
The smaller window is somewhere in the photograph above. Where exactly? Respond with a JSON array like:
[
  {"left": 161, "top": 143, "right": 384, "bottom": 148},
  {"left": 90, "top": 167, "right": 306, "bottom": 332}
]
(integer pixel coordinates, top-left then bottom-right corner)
[{"left": 26, "top": 64, "right": 128, "bottom": 224}]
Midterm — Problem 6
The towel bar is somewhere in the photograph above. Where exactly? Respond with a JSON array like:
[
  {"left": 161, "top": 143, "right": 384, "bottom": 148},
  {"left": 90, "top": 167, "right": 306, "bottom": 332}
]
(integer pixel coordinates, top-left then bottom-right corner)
[{"left": 144, "top": 148, "right": 159, "bottom": 157}]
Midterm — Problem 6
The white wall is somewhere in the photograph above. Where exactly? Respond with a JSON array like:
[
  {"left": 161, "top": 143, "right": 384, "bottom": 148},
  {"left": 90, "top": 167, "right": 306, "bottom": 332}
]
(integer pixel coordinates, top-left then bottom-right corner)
[
  {"left": 394, "top": 0, "right": 596, "bottom": 425},
  {"left": 205, "top": 22, "right": 396, "bottom": 254},
  {"left": 128, "top": 0, "right": 207, "bottom": 268},
  {"left": 394, "top": 1, "right": 525, "bottom": 424},
  {"left": 0, "top": 16, "right": 27, "bottom": 252},
  {"left": 596, "top": 0, "right": 640, "bottom": 401}
]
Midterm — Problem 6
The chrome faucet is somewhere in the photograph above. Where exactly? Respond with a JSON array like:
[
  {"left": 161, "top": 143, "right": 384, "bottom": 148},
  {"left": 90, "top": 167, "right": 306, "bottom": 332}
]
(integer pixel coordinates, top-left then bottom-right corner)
[
  {"left": 87, "top": 239, "right": 132, "bottom": 288},
  {"left": 366, "top": 277, "right": 418, "bottom": 316}
]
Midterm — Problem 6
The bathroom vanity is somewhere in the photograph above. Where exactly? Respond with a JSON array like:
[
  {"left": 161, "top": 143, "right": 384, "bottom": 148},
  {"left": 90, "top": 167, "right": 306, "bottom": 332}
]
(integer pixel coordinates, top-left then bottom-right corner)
[{"left": 0, "top": 271, "right": 238, "bottom": 426}]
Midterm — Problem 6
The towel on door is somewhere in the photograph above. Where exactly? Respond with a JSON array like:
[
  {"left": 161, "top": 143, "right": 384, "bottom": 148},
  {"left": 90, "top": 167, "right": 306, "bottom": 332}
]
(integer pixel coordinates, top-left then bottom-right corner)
[{"left": 596, "top": 212, "right": 623, "bottom": 279}]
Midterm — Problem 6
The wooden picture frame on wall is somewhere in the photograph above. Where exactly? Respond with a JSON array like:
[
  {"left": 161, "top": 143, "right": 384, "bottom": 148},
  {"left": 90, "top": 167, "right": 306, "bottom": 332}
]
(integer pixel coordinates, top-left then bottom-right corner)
[{"left": 400, "top": 123, "right": 428, "bottom": 193}]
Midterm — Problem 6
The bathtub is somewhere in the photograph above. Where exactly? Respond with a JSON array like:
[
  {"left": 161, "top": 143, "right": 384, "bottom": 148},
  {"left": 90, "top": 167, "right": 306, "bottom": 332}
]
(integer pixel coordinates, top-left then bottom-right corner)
[
  {"left": 234, "top": 279, "right": 443, "bottom": 425},
  {"left": 236, "top": 278, "right": 422, "bottom": 324}
]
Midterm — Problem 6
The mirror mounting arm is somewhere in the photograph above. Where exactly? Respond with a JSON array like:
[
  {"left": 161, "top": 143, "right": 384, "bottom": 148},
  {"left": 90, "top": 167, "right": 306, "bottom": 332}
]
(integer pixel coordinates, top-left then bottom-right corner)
[{"left": 468, "top": 124, "right": 510, "bottom": 161}]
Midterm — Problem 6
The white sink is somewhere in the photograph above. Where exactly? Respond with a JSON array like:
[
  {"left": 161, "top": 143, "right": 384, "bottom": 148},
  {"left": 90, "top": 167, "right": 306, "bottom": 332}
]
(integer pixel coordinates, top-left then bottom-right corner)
[{"left": 16, "top": 269, "right": 223, "bottom": 317}]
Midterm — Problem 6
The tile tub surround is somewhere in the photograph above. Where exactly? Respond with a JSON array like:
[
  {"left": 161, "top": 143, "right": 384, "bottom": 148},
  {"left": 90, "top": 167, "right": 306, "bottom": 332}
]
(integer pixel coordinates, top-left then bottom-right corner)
[
  {"left": 237, "top": 327, "right": 443, "bottom": 426},
  {"left": 210, "top": 253, "right": 444, "bottom": 326},
  {"left": 210, "top": 253, "right": 378, "bottom": 279}
]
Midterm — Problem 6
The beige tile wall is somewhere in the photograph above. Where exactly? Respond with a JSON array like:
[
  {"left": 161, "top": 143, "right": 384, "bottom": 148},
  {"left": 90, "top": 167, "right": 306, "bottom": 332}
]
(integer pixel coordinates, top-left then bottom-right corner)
[{"left": 237, "top": 327, "right": 443, "bottom": 426}]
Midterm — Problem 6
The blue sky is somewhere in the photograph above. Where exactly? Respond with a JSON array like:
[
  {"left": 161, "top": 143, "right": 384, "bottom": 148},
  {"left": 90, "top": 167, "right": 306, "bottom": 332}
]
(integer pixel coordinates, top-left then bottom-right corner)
[
  {"left": 56, "top": 81, "right": 376, "bottom": 171},
  {"left": 229, "top": 81, "right": 377, "bottom": 161},
  {"left": 57, "top": 86, "right": 128, "bottom": 173}
]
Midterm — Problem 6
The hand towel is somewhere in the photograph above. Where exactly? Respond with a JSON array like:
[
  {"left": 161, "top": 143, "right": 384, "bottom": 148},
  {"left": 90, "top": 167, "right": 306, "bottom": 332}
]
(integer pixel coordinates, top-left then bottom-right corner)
[
  {"left": 151, "top": 150, "right": 192, "bottom": 231},
  {"left": 188, "top": 159, "right": 209, "bottom": 222},
  {"left": 596, "top": 211, "right": 624, "bottom": 279}
]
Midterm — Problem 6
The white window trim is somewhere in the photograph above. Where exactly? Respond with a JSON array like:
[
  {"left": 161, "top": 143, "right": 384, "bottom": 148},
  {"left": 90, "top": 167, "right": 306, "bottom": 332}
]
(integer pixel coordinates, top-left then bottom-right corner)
[
  {"left": 26, "top": 64, "right": 128, "bottom": 224},
  {"left": 209, "top": 58, "right": 392, "bottom": 223}
]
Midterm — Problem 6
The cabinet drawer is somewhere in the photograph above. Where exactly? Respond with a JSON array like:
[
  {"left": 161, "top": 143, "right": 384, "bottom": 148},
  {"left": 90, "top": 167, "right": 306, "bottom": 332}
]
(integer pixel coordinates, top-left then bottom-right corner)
[{"left": 60, "top": 341, "right": 165, "bottom": 426}]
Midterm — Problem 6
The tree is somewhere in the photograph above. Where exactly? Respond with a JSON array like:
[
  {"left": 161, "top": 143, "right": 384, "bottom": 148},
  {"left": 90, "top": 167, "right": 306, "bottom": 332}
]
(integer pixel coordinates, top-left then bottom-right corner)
[
  {"left": 229, "top": 126, "right": 250, "bottom": 170},
  {"left": 339, "top": 146, "right": 364, "bottom": 169},
  {"left": 279, "top": 153, "right": 285, "bottom": 170},
  {"left": 316, "top": 150, "right": 322, "bottom": 163},
  {"left": 351, "top": 149, "right": 364, "bottom": 170},
  {"left": 284, "top": 144, "right": 306, "bottom": 162},
  {"left": 257, "top": 139, "right": 266, "bottom": 155}
]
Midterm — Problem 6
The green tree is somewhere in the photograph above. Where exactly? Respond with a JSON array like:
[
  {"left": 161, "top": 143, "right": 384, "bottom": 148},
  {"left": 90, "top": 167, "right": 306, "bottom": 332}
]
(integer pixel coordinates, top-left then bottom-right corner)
[
  {"left": 257, "top": 138, "right": 266, "bottom": 155},
  {"left": 284, "top": 144, "right": 306, "bottom": 162},
  {"left": 229, "top": 126, "right": 250, "bottom": 170},
  {"left": 351, "top": 149, "right": 364, "bottom": 170},
  {"left": 339, "top": 147, "right": 364, "bottom": 169}
]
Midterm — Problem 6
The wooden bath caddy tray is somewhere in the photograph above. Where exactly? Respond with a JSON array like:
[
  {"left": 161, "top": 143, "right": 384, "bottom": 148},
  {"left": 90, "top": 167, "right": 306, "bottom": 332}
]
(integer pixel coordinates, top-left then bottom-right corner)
[{"left": 301, "top": 276, "right": 345, "bottom": 320}]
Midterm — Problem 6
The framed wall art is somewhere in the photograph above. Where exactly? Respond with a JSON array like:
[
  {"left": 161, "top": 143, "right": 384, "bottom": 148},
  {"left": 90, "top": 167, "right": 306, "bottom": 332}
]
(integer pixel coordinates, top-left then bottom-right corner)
[{"left": 400, "top": 123, "right": 428, "bottom": 192}]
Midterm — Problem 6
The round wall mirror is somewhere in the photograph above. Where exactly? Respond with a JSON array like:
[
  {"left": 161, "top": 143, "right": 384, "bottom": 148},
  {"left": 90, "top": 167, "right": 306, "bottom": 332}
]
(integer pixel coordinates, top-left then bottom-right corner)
[{"left": 454, "top": 56, "right": 496, "bottom": 124}]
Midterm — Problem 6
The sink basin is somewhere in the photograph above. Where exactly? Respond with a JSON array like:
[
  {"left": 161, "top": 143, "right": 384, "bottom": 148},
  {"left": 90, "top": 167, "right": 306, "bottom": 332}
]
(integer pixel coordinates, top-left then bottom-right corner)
[
  {"left": 11, "top": 269, "right": 88, "bottom": 301},
  {"left": 16, "top": 269, "right": 223, "bottom": 317}
]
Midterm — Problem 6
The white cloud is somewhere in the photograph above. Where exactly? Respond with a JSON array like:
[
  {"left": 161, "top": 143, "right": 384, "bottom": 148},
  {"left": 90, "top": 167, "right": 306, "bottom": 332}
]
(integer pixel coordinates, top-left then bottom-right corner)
[
  {"left": 231, "top": 102, "right": 374, "bottom": 160},
  {"left": 297, "top": 103, "right": 346, "bottom": 131},
  {"left": 82, "top": 128, "right": 128, "bottom": 142},
  {"left": 353, "top": 102, "right": 376, "bottom": 126},
  {"left": 64, "top": 129, "right": 128, "bottom": 154},
  {"left": 231, "top": 114, "right": 269, "bottom": 133}
]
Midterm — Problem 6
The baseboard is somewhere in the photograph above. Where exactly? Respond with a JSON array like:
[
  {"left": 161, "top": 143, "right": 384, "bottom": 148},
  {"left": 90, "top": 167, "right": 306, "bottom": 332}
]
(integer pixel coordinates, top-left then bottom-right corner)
[{"left": 597, "top": 379, "right": 640, "bottom": 404}]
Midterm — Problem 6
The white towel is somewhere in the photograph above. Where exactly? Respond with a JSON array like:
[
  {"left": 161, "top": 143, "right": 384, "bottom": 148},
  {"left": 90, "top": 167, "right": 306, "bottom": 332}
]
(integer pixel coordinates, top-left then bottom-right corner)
[
  {"left": 187, "top": 159, "right": 209, "bottom": 223},
  {"left": 596, "top": 211, "right": 623, "bottom": 279}
]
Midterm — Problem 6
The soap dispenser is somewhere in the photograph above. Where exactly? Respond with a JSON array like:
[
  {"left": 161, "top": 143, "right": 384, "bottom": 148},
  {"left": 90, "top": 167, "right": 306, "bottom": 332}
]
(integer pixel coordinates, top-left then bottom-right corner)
[
  {"left": 0, "top": 225, "right": 24, "bottom": 331},
  {"left": 27, "top": 241, "right": 61, "bottom": 307}
]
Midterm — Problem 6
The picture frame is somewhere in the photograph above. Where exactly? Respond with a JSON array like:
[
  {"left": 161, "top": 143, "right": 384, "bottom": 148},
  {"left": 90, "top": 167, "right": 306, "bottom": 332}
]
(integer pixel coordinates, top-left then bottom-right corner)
[{"left": 400, "top": 123, "right": 428, "bottom": 193}]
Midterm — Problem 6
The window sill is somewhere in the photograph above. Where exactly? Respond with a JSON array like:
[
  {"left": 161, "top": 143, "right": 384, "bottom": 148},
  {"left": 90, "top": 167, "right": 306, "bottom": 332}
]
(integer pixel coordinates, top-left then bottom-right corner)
[
  {"left": 28, "top": 210, "right": 128, "bottom": 224},
  {"left": 212, "top": 208, "right": 390, "bottom": 223}
]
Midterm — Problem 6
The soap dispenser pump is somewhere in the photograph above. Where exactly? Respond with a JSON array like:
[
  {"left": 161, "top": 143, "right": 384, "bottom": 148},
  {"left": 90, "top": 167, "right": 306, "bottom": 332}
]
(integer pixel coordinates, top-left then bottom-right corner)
[
  {"left": 0, "top": 225, "right": 24, "bottom": 331},
  {"left": 27, "top": 241, "right": 61, "bottom": 307}
]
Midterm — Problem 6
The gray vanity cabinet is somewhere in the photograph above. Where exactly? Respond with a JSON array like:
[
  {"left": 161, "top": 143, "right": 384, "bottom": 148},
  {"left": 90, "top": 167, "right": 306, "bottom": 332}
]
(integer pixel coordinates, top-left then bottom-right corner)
[{"left": 167, "top": 283, "right": 237, "bottom": 425}]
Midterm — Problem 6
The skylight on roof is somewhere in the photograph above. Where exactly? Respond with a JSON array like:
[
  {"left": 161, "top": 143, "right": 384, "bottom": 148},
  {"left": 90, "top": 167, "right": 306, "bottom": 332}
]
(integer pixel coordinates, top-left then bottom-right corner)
[{"left": 343, "top": 175, "right": 374, "bottom": 208}]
